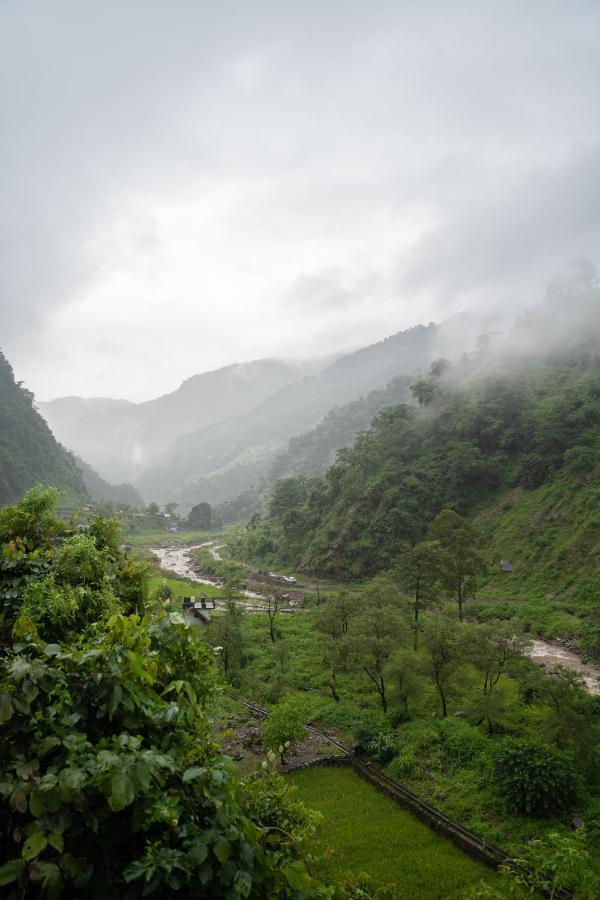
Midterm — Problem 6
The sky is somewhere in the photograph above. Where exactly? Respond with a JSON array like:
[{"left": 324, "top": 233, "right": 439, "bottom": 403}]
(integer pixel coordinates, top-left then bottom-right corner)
[{"left": 2, "top": 1, "right": 600, "bottom": 402}]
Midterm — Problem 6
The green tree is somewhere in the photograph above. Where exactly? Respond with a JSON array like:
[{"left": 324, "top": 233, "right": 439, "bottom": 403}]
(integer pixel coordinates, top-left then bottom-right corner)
[
  {"left": 428, "top": 509, "right": 487, "bottom": 621},
  {"left": 349, "top": 577, "right": 406, "bottom": 712},
  {"left": 395, "top": 541, "right": 442, "bottom": 649},
  {"left": 421, "top": 616, "right": 464, "bottom": 718},
  {"left": 211, "top": 597, "right": 244, "bottom": 680},
  {"left": 187, "top": 501, "right": 212, "bottom": 530},
  {"left": 314, "top": 591, "right": 355, "bottom": 701}
]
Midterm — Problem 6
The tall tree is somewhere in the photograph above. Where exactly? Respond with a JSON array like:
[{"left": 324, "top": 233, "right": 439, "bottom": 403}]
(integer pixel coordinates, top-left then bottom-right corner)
[
  {"left": 395, "top": 541, "right": 442, "bottom": 649},
  {"left": 349, "top": 577, "right": 406, "bottom": 712},
  {"left": 428, "top": 509, "right": 487, "bottom": 621},
  {"left": 422, "top": 616, "right": 464, "bottom": 718},
  {"left": 314, "top": 590, "right": 355, "bottom": 701}
]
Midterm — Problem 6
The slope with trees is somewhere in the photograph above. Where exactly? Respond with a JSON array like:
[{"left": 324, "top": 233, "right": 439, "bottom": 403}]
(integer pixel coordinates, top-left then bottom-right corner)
[{"left": 0, "top": 351, "right": 88, "bottom": 507}]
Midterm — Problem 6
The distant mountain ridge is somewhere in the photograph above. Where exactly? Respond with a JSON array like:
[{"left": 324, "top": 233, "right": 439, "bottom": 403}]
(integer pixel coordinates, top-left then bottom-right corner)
[
  {"left": 0, "top": 350, "right": 88, "bottom": 506},
  {"left": 40, "top": 358, "right": 323, "bottom": 484},
  {"left": 136, "top": 311, "right": 499, "bottom": 507}
]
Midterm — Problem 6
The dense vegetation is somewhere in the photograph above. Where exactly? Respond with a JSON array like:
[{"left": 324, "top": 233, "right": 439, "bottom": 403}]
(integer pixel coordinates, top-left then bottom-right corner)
[
  {"left": 74, "top": 455, "right": 143, "bottom": 508},
  {"left": 0, "top": 489, "right": 335, "bottom": 898},
  {"left": 231, "top": 266, "right": 600, "bottom": 655},
  {"left": 0, "top": 351, "right": 87, "bottom": 507}
]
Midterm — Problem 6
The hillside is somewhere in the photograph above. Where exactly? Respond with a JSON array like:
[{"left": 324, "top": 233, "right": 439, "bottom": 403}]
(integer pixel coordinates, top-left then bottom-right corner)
[
  {"left": 40, "top": 358, "right": 323, "bottom": 484},
  {"left": 232, "top": 266, "right": 600, "bottom": 605},
  {"left": 0, "top": 350, "right": 88, "bottom": 505},
  {"left": 74, "top": 456, "right": 143, "bottom": 508},
  {"left": 137, "top": 312, "right": 496, "bottom": 506}
]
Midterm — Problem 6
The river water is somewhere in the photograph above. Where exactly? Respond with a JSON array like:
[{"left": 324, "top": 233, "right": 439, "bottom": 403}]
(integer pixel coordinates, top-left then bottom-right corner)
[
  {"left": 150, "top": 544, "right": 600, "bottom": 694},
  {"left": 150, "top": 543, "right": 268, "bottom": 605}
]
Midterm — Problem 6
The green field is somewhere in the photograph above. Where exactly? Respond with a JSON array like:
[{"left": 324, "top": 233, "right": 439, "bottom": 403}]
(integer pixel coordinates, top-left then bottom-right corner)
[
  {"left": 125, "top": 527, "right": 218, "bottom": 547},
  {"left": 290, "top": 766, "right": 497, "bottom": 899},
  {"left": 148, "top": 574, "right": 226, "bottom": 601}
]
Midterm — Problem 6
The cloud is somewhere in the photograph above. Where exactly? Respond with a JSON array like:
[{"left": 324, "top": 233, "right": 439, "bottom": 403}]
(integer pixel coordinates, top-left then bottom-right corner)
[{"left": 1, "top": 1, "right": 599, "bottom": 399}]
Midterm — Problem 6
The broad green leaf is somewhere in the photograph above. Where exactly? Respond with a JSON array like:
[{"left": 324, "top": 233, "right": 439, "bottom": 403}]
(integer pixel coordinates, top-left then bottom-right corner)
[
  {"left": 0, "top": 693, "right": 13, "bottom": 724},
  {"left": 108, "top": 770, "right": 135, "bottom": 811},
  {"left": 47, "top": 830, "right": 64, "bottom": 853},
  {"left": 0, "top": 858, "right": 26, "bottom": 886},
  {"left": 182, "top": 766, "right": 206, "bottom": 783},
  {"left": 213, "top": 836, "right": 231, "bottom": 863},
  {"left": 22, "top": 831, "right": 48, "bottom": 861},
  {"left": 29, "top": 790, "right": 45, "bottom": 818},
  {"left": 282, "top": 860, "right": 311, "bottom": 891}
]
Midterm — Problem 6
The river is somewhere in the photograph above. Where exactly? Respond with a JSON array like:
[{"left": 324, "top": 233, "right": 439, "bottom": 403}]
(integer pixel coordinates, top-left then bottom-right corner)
[{"left": 150, "top": 543, "right": 600, "bottom": 694}]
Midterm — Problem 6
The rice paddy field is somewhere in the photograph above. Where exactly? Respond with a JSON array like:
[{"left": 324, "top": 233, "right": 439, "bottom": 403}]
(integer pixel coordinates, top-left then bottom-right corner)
[{"left": 289, "top": 766, "right": 498, "bottom": 899}]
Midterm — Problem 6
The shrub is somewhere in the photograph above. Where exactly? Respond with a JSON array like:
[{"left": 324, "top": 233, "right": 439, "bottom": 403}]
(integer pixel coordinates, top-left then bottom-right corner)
[
  {"left": 438, "top": 718, "right": 488, "bottom": 769},
  {"left": 492, "top": 738, "right": 579, "bottom": 816},
  {"left": 364, "top": 732, "right": 397, "bottom": 764},
  {"left": 262, "top": 697, "right": 306, "bottom": 763},
  {"left": 387, "top": 752, "right": 417, "bottom": 780}
]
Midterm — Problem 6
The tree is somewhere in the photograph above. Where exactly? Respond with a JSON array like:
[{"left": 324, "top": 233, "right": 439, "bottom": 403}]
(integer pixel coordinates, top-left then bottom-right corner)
[
  {"left": 187, "top": 501, "right": 212, "bottom": 530},
  {"left": 395, "top": 541, "right": 442, "bottom": 649},
  {"left": 409, "top": 378, "right": 436, "bottom": 407},
  {"left": 145, "top": 502, "right": 160, "bottom": 516},
  {"left": 164, "top": 501, "right": 178, "bottom": 518},
  {"left": 265, "top": 594, "right": 282, "bottom": 643},
  {"left": 469, "top": 623, "right": 528, "bottom": 696},
  {"left": 0, "top": 491, "right": 328, "bottom": 898},
  {"left": 349, "top": 577, "right": 406, "bottom": 712},
  {"left": 314, "top": 591, "right": 355, "bottom": 701},
  {"left": 421, "top": 616, "right": 464, "bottom": 717},
  {"left": 210, "top": 597, "right": 244, "bottom": 680},
  {"left": 388, "top": 648, "right": 424, "bottom": 718},
  {"left": 261, "top": 698, "right": 306, "bottom": 765},
  {"left": 428, "top": 509, "right": 487, "bottom": 621}
]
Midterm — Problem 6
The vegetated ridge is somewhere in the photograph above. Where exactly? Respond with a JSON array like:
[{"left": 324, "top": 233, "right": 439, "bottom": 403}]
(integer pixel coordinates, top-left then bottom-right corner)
[{"left": 0, "top": 349, "right": 88, "bottom": 506}]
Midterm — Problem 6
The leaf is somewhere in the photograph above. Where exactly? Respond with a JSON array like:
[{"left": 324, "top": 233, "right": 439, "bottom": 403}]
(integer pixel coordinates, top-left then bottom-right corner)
[
  {"left": 108, "top": 771, "right": 135, "bottom": 812},
  {"left": 29, "top": 790, "right": 45, "bottom": 818},
  {"left": 213, "top": 836, "right": 231, "bottom": 863},
  {"left": 0, "top": 693, "right": 14, "bottom": 724},
  {"left": 0, "top": 858, "right": 26, "bottom": 886},
  {"left": 282, "top": 860, "right": 311, "bottom": 891},
  {"left": 14, "top": 791, "right": 28, "bottom": 813},
  {"left": 22, "top": 831, "right": 48, "bottom": 861},
  {"left": 43, "top": 644, "right": 61, "bottom": 656},
  {"left": 47, "top": 831, "right": 64, "bottom": 853},
  {"left": 182, "top": 766, "right": 206, "bottom": 783}
]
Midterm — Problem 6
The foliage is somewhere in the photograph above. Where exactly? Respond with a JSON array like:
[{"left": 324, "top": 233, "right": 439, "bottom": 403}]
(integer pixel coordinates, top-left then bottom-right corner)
[
  {"left": 187, "top": 501, "right": 212, "bottom": 530},
  {"left": 492, "top": 738, "right": 579, "bottom": 817},
  {"left": 262, "top": 698, "right": 307, "bottom": 763},
  {"left": 0, "top": 490, "right": 333, "bottom": 898},
  {"left": 0, "top": 351, "right": 88, "bottom": 506}
]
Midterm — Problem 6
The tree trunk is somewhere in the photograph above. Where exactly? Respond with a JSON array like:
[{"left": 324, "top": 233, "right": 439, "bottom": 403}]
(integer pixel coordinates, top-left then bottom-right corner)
[
  {"left": 413, "top": 576, "right": 420, "bottom": 651},
  {"left": 458, "top": 582, "right": 463, "bottom": 622},
  {"left": 330, "top": 670, "right": 340, "bottom": 702}
]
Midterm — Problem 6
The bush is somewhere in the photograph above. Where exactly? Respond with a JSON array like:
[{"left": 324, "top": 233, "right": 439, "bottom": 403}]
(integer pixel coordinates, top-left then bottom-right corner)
[
  {"left": 262, "top": 697, "right": 306, "bottom": 762},
  {"left": 492, "top": 738, "right": 579, "bottom": 816},
  {"left": 438, "top": 719, "right": 488, "bottom": 769},
  {"left": 387, "top": 752, "right": 417, "bottom": 780},
  {"left": 363, "top": 732, "right": 397, "bottom": 764}
]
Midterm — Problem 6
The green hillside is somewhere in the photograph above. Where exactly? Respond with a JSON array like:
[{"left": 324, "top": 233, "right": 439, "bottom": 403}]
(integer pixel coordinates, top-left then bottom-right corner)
[
  {"left": 0, "top": 350, "right": 88, "bottom": 506},
  {"left": 232, "top": 267, "right": 600, "bottom": 649}
]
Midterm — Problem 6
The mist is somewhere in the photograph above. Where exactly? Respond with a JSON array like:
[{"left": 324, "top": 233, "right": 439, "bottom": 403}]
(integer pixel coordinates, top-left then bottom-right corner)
[{"left": 2, "top": 1, "right": 600, "bottom": 400}]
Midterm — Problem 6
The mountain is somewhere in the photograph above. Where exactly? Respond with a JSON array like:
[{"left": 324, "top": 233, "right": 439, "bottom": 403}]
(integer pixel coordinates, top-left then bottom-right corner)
[
  {"left": 136, "top": 311, "right": 499, "bottom": 507},
  {"left": 0, "top": 350, "right": 88, "bottom": 506},
  {"left": 74, "top": 456, "right": 143, "bottom": 508},
  {"left": 40, "top": 358, "right": 323, "bottom": 484},
  {"left": 232, "top": 263, "right": 600, "bottom": 583}
]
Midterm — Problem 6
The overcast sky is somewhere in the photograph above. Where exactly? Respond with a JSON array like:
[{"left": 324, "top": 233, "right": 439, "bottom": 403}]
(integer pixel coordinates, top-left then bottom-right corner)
[{"left": 2, "top": 1, "right": 600, "bottom": 401}]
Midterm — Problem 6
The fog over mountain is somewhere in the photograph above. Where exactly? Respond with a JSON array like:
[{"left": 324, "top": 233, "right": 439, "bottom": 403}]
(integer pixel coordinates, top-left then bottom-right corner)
[{"left": 2, "top": 2, "right": 600, "bottom": 402}]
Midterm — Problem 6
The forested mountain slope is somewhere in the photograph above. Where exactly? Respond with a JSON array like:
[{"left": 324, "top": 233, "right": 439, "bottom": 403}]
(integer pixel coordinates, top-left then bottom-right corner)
[
  {"left": 40, "top": 358, "right": 321, "bottom": 484},
  {"left": 137, "top": 313, "right": 493, "bottom": 506},
  {"left": 0, "top": 350, "right": 88, "bottom": 505},
  {"left": 233, "top": 265, "right": 600, "bottom": 590}
]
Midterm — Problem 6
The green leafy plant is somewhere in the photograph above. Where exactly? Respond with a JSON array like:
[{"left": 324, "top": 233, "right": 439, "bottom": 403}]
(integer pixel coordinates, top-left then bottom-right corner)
[{"left": 492, "top": 738, "right": 579, "bottom": 816}]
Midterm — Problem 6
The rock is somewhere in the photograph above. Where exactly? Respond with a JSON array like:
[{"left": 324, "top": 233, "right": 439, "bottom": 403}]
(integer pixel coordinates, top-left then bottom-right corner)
[
  {"left": 572, "top": 817, "right": 585, "bottom": 830},
  {"left": 454, "top": 710, "right": 466, "bottom": 718},
  {"left": 231, "top": 751, "right": 244, "bottom": 761}
]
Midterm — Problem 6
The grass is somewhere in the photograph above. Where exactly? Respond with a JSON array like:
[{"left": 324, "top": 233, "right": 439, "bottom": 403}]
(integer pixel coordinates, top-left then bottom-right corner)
[
  {"left": 289, "top": 766, "right": 498, "bottom": 899},
  {"left": 148, "top": 574, "right": 226, "bottom": 601},
  {"left": 125, "top": 527, "right": 218, "bottom": 547}
]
